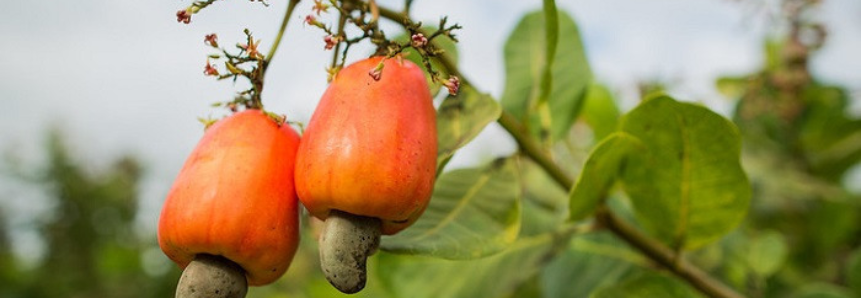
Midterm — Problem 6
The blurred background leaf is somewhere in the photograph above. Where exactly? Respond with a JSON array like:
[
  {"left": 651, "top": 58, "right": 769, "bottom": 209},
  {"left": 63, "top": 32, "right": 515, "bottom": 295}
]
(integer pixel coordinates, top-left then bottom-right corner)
[
  {"left": 579, "top": 84, "right": 620, "bottom": 143},
  {"left": 501, "top": 9, "right": 591, "bottom": 143}
]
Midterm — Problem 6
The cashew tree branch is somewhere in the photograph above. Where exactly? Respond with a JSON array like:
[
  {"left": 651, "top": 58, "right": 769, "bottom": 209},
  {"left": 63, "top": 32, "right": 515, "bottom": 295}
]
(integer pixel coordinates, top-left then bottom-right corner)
[{"left": 362, "top": 2, "right": 745, "bottom": 298}]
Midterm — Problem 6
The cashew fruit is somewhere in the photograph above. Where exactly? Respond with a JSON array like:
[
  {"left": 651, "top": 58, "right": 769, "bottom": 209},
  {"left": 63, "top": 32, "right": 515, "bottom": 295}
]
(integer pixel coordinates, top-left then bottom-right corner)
[{"left": 158, "top": 110, "right": 301, "bottom": 291}]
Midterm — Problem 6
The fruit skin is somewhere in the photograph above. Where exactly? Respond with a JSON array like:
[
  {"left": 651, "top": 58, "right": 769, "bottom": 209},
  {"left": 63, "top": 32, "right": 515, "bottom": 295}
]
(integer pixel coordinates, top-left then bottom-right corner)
[
  {"left": 296, "top": 56, "right": 437, "bottom": 235},
  {"left": 158, "top": 110, "right": 301, "bottom": 286}
]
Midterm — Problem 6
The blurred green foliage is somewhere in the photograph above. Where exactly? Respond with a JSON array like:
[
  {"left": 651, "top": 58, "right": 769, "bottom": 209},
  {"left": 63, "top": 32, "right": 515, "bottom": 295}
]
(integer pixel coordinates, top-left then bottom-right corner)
[
  {"left": 0, "top": 131, "right": 389, "bottom": 298},
  {"left": 685, "top": 2, "right": 861, "bottom": 296},
  {"left": 0, "top": 131, "right": 179, "bottom": 298}
]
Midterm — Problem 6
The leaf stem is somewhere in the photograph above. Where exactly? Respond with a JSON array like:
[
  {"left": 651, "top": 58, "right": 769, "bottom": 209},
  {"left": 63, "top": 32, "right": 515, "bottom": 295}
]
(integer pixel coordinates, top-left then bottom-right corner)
[
  {"left": 266, "top": 0, "right": 301, "bottom": 65},
  {"left": 368, "top": 2, "right": 746, "bottom": 298},
  {"left": 330, "top": 13, "right": 348, "bottom": 69},
  {"left": 499, "top": 111, "right": 572, "bottom": 188},
  {"left": 245, "top": 0, "right": 299, "bottom": 109}
]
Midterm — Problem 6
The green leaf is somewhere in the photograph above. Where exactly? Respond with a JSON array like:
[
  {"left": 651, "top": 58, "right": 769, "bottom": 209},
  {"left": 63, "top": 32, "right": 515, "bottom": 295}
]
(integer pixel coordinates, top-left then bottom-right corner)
[
  {"left": 590, "top": 272, "right": 705, "bottom": 298},
  {"left": 620, "top": 95, "right": 751, "bottom": 250},
  {"left": 581, "top": 84, "right": 620, "bottom": 142},
  {"left": 542, "top": 232, "right": 645, "bottom": 298},
  {"left": 501, "top": 9, "right": 591, "bottom": 142},
  {"left": 436, "top": 85, "right": 503, "bottom": 171},
  {"left": 519, "top": 159, "right": 569, "bottom": 237},
  {"left": 745, "top": 230, "right": 788, "bottom": 277},
  {"left": 569, "top": 132, "right": 641, "bottom": 221},
  {"left": 394, "top": 26, "right": 459, "bottom": 96},
  {"left": 377, "top": 234, "right": 553, "bottom": 298},
  {"left": 380, "top": 158, "right": 521, "bottom": 259}
]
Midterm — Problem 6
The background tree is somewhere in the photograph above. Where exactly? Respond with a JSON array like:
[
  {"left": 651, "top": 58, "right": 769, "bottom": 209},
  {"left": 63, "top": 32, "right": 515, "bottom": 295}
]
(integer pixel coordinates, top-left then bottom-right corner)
[
  {"left": 1, "top": 131, "right": 178, "bottom": 298},
  {"left": 709, "top": 0, "right": 861, "bottom": 296}
]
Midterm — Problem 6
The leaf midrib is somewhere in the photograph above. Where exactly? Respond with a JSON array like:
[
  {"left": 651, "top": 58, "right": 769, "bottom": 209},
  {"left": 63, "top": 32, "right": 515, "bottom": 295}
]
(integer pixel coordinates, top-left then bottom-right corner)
[{"left": 672, "top": 106, "right": 692, "bottom": 249}]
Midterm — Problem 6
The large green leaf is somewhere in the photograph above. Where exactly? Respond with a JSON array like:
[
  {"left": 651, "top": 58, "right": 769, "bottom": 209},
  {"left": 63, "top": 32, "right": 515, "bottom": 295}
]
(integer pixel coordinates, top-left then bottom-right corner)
[
  {"left": 542, "top": 232, "right": 645, "bottom": 298},
  {"left": 620, "top": 95, "right": 750, "bottom": 250},
  {"left": 377, "top": 234, "right": 553, "bottom": 298},
  {"left": 590, "top": 272, "right": 705, "bottom": 298},
  {"left": 436, "top": 85, "right": 502, "bottom": 171},
  {"left": 518, "top": 159, "right": 569, "bottom": 237},
  {"left": 501, "top": 9, "right": 591, "bottom": 142},
  {"left": 394, "top": 26, "right": 459, "bottom": 96},
  {"left": 569, "top": 132, "right": 642, "bottom": 221},
  {"left": 380, "top": 158, "right": 521, "bottom": 259}
]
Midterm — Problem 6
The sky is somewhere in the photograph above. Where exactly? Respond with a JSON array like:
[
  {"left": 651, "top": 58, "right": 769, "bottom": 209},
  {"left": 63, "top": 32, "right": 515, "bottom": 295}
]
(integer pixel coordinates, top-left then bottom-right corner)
[{"left": 1, "top": 0, "right": 859, "bottom": 264}]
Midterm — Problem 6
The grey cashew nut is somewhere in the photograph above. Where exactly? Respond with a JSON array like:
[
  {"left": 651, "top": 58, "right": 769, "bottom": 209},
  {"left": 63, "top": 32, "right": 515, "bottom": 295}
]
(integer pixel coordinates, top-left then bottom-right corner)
[
  {"left": 176, "top": 254, "right": 248, "bottom": 298},
  {"left": 318, "top": 210, "right": 383, "bottom": 294}
]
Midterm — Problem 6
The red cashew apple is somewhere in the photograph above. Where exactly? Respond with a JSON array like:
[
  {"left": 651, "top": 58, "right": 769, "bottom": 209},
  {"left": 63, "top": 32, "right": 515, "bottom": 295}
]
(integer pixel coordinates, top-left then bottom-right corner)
[
  {"left": 158, "top": 110, "right": 301, "bottom": 298},
  {"left": 295, "top": 56, "right": 437, "bottom": 293}
]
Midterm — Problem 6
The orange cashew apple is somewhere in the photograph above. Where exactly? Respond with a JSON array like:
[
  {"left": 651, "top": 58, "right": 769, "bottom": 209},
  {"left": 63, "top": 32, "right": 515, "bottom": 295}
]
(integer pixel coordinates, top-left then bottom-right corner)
[
  {"left": 158, "top": 110, "right": 301, "bottom": 298},
  {"left": 295, "top": 56, "right": 437, "bottom": 293}
]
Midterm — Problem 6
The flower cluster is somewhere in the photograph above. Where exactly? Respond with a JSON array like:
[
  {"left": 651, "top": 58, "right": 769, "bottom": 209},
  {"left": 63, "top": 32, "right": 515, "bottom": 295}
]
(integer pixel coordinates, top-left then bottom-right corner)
[
  {"left": 198, "top": 30, "right": 270, "bottom": 111},
  {"left": 302, "top": 1, "right": 462, "bottom": 95}
]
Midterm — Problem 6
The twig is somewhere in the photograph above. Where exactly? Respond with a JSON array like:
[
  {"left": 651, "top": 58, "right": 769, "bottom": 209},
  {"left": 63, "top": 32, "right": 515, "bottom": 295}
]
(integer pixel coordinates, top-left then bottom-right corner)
[
  {"left": 265, "top": 0, "right": 302, "bottom": 66},
  {"left": 595, "top": 208, "right": 745, "bottom": 298}
]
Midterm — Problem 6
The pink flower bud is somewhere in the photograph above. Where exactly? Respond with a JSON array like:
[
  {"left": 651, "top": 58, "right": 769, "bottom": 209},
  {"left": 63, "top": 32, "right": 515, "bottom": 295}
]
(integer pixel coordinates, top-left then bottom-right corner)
[
  {"left": 411, "top": 33, "right": 428, "bottom": 48},
  {"left": 369, "top": 68, "right": 382, "bottom": 81},
  {"left": 204, "top": 59, "right": 219, "bottom": 76},
  {"left": 176, "top": 9, "right": 192, "bottom": 24},
  {"left": 443, "top": 76, "right": 460, "bottom": 96},
  {"left": 324, "top": 35, "right": 339, "bottom": 50},
  {"left": 204, "top": 34, "right": 218, "bottom": 48},
  {"left": 305, "top": 15, "right": 317, "bottom": 26}
]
